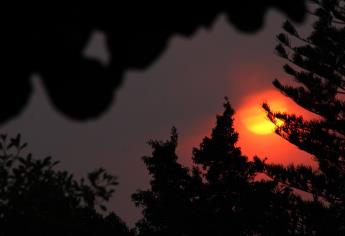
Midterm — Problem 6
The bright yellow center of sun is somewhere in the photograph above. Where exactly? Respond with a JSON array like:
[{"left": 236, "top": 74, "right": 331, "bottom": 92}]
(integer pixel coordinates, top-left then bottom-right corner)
[
  {"left": 245, "top": 114, "right": 284, "bottom": 135},
  {"left": 241, "top": 101, "right": 286, "bottom": 135}
]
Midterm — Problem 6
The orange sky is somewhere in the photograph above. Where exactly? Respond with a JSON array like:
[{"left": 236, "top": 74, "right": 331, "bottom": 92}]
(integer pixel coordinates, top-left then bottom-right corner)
[
  {"left": 235, "top": 89, "right": 318, "bottom": 167},
  {"left": 178, "top": 89, "right": 318, "bottom": 168}
]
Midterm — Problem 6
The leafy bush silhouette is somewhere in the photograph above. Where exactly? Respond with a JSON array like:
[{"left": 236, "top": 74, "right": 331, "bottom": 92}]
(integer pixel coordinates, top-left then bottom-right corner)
[{"left": 0, "top": 134, "right": 131, "bottom": 235}]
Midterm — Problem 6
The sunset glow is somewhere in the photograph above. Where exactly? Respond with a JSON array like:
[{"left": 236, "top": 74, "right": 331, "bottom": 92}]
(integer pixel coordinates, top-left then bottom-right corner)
[
  {"left": 233, "top": 89, "right": 318, "bottom": 166},
  {"left": 177, "top": 89, "right": 318, "bottom": 167},
  {"left": 243, "top": 109, "right": 285, "bottom": 135},
  {"left": 239, "top": 93, "right": 286, "bottom": 135}
]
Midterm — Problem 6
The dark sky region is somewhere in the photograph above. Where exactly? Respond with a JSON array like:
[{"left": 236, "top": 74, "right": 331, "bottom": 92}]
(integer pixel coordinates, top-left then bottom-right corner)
[{"left": 1, "top": 11, "right": 317, "bottom": 226}]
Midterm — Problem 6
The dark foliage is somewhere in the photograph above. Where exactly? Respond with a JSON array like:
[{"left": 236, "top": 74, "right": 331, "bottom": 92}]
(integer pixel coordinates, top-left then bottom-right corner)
[
  {"left": 132, "top": 127, "right": 200, "bottom": 236},
  {"left": 133, "top": 99, "right": 310, "bottom": 235},
  {"left": 263, "top": 0, "right": 345, "bottom": 234},
  {"left": 0, "top": 134, "right": 131, "bottom": 235},
  {"left": 0, "top": 2, "right": 306, "bottom": 123},
  {"left": 191, "top": 100, "right": 294, "bottom": 235}
]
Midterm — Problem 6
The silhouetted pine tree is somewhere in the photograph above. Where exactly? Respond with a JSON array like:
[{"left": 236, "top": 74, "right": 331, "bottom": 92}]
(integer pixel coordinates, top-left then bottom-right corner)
[
  {"left": 134, "top": 99, "right": 303, "bottom": 235},
  {"left": 132, "top": 127, "right": 203, "bottom": 236},
  {"left": 0, "top": 134, "right": 131, "bottom": 236},
  {"left": 192, "top": 99, "right": 299, "bottom": 235},
  {"left": 263, "top": 0, "right": 345, "bottom": 233}
]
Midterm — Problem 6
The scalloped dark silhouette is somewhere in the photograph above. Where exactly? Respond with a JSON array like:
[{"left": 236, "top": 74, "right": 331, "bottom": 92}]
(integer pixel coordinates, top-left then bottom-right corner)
[{"left": 0, "top": 2, "right": 306, "bottom": 123}]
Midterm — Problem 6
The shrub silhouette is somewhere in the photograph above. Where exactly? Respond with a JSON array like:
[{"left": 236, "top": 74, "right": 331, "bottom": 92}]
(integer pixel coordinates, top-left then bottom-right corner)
[{"left": 0, "top": 134, "right": 131, "bottom": 235}]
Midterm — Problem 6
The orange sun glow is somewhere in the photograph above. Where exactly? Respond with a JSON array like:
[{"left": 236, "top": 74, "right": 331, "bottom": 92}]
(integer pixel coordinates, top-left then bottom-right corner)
[{"left": 239, "top": 91, "right": 286, "bottom": 135}]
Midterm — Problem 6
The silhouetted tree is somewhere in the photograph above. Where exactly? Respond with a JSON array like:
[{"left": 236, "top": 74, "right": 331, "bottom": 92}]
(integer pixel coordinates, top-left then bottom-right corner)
[
  {"left": 192, "top": 99, "right": 301, "bottom": 235},
  {"left": 263, "top": 0, "right": 345, "bottom": 233},
  {"left": 132, "top": 127, "right": 203, "bottom": 236},
  {"left": 134, "top": 99, "right": 305, "bottom": 235},
  {"left": 0, "top": 134, "right": 131, "bottom": 235}
]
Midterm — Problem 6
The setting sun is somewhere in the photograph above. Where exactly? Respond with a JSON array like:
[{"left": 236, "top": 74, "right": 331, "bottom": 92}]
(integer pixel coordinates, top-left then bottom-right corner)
[
  {"left": 244, "top": 112, "right": 284, "bottom": 135},
  {"left": 238, "top": 91, "right": 287, "bottom": 135},
  {"left": 234, "top": 89, "right": 318, "bottom": 166}
]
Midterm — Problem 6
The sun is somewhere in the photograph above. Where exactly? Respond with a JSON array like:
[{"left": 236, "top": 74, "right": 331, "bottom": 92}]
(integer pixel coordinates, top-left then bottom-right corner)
[
  {"left": 242, "top": 106, "right": 284, "bottom": 135},
  {"left": 243, "top": 110, "right": 284, "bottom": 135},
  {"left": 238, "top": 91, "right": 286, "bottom": 135}
]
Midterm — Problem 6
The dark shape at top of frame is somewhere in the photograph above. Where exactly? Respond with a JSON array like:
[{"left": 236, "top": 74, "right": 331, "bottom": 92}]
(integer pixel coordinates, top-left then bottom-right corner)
[{"left": 0, "top": 1, "right": 306, "bottom": 123}]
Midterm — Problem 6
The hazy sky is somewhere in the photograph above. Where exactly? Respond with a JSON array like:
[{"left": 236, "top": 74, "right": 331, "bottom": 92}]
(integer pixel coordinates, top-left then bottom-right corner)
[{"left": 1, "top": 10, "right": 316, "bottom": 226}]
